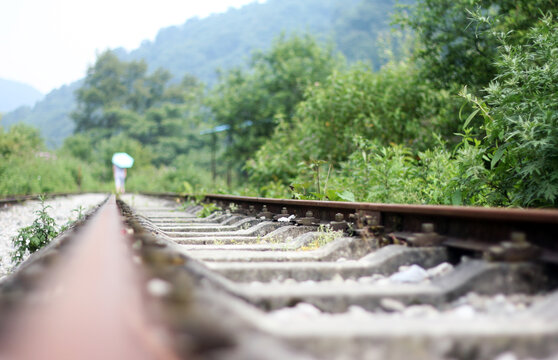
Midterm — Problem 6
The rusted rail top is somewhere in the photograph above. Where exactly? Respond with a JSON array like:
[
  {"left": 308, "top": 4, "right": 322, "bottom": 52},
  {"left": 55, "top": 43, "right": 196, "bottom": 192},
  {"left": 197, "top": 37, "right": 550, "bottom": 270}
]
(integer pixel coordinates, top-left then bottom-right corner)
[{"left": 1, "top": 196, "right": 177, "bottom": 360}]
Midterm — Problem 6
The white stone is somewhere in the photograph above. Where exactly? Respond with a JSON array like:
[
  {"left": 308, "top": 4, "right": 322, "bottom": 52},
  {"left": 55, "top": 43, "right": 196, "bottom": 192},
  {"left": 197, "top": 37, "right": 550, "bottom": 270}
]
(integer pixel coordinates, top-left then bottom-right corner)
[
  {"left": 278, "top": 215, "right": 296, "bottom": 222},
  {"left": 294, "top": 303, "right": 322, "bottom": 317},
  {"left": 357, "top": 276, "right": 376, "bottom": 284},
  {"left": 426, "top": 262, "right": 453, "bottom": 278},
  {"left": 147, "top": 278, "right": 172, "bottom": 297},
  {"left": 346, "top": 305, "right": 371, "bottom": 319},
  {"left": 453, "top": 305, "right": 476, "bottom": 319},
  {"left": 380, "top": 298, "right": 406, "bottom": 312},
  {"left": 494, "top": 352, "right": 518, "bottom": 360},
  {"left": 403, "top": 304, "right": 439, "bottom": 317},
  {"left": 389, "top": 264, "right": 428, "bottom": 283},
  {"left": 494, "top": 294, "right": 507, "bottom": 303},
  {"left": 375, "top": 278, "right": 392, "bottom": 286},
  {"left": 331, "top": 274, "right": 344, "bottom": 283}
]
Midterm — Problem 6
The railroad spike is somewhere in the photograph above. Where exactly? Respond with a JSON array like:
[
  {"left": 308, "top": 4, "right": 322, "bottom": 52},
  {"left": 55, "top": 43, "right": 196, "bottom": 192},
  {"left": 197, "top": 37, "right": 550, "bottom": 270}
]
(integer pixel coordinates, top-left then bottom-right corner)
[
  {"left": 406, "top": 223, "right": 446, "bottom": 247},
  {"left": 257, "top": 205, "right": 274, "bottom": 220},
  {"left": 330, "top": 213, "right": 348, "bottom": 232},
  {"left": 296, "top": 210, "right": 320, "bottom": 226},
  {"left": 484, "top": 231, "right": 542, "bottom": 262}
]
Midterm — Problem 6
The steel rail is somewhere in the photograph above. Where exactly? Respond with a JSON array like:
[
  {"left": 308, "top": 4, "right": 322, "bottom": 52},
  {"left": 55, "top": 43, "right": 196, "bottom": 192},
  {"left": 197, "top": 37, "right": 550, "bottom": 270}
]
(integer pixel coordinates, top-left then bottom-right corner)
[
  {"left": 0, "top": 196, "right": 178, "bottom": 360},
  {"left": 142, "top": 192, "right": 558, "bottom": 259},
  {"left": 201, "top": 194, "right": 558, "bottom": 223}
]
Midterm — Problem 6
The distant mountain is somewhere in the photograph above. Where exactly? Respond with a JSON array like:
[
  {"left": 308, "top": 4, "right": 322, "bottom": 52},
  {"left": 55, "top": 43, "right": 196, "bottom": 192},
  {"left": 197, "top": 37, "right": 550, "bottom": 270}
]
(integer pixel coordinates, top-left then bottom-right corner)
[
  {"left": 3, "top": 0, "right": 399, "bottom": 147},
  {"left": 0, "top": 78, "right": 43, "bottom": 113},
  {"left": 119, "top": 0, "right": 361, "bottom": 84},
  {"left": 2, "top": 81, "right": 80, "bottom": 148}
]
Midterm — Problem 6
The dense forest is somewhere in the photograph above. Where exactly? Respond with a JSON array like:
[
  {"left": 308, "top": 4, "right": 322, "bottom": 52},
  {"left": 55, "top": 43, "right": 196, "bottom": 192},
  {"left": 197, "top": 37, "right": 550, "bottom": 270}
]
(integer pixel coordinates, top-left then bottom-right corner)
[
  {"left": 2, "top": 0, "right": 397, "bottom": 147},
  {"left": 1, "top": 0, "right": 557, "bottom": 208}
]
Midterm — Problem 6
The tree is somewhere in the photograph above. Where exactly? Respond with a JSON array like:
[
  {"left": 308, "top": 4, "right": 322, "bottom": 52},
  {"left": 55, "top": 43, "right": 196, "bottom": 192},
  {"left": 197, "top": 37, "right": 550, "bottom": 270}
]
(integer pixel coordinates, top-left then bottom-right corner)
[
  {"left": 208, "top": 33, "right": 343, "bottom": 174},
  {"left": 396, "top": 0, "right": 557, "bottom": 90},
  {"left": 0, "top": 123, "right": 43, "bottom": 157},
  {"left": 334, "top": 0, "right": 404, "bottom": 67},
  {"left": 71, "top": 50, "right": 175, "bottom": 135},
  {"left": 246, "top": 61, "right": 460, "bottom": 188},
  {"left": 70, "top": 50, "right": 207, "bottom": 168}
]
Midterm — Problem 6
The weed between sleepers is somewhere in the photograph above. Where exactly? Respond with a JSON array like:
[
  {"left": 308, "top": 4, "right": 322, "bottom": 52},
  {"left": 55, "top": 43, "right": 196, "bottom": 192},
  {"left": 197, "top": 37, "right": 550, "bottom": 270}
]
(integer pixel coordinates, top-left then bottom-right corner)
[{"left": 299, "top": 225, "right": 343, "bottom": 251}]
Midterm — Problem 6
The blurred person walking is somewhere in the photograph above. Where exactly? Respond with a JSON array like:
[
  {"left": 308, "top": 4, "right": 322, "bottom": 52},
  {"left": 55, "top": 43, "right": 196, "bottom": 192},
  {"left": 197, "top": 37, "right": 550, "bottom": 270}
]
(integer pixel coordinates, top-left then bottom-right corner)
[
  {"left": 111, "top": 152, "right": 134, "bottom": 194},
  {"left": 112, "top": 165, "right": 127, "bottom": 193}
]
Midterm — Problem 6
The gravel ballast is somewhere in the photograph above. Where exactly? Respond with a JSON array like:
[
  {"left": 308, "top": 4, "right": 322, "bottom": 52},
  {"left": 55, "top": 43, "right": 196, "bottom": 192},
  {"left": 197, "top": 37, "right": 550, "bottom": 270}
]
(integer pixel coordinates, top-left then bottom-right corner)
[{"left": 0, "top": 193, "right": 108, "bottom": 278}]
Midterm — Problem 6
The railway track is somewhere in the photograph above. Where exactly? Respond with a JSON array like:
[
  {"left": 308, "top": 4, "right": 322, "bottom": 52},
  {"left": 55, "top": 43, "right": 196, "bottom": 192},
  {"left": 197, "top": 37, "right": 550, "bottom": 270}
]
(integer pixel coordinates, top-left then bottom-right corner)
[{"left": 0, "top": 193, "right": 557, "bottom": 359}]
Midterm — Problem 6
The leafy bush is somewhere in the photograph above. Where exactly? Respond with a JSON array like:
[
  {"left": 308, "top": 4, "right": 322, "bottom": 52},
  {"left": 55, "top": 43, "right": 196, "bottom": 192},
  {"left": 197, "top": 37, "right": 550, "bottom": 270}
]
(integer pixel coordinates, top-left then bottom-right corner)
[
  {"left": 395, "top": 0, "right": 557, "bottom": 90},
  {"left": 0, "top": 152, "right": 106, "bottom": 196},
  {"left": 11, "top": 196, "right": 59, "bottom": 266},
  {"left": 0, "top": 123, "right": 43, "bottom": 157},
  {"left": 247, "top": 61, "right": 461, "bottom": 190},
  {"left": 464, "top": 15, "right": 558, "bottom": 206},
  {"left": 329, "top": 138, "right": 459, "bottom": 204}
]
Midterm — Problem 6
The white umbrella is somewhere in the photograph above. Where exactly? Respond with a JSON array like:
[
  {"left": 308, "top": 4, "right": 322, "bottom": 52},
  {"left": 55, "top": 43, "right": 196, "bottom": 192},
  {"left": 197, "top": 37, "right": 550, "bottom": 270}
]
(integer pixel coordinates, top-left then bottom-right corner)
[{"left": 112, "top": 153, "right": 134, "bottom": 168}]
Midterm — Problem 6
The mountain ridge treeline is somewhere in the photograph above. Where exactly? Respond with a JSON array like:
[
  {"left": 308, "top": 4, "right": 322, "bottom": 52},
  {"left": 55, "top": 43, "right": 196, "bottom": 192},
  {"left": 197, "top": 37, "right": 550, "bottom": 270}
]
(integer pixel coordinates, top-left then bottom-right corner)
[{"left": 3, "top": 0, "right": 397, "bottom": 147}]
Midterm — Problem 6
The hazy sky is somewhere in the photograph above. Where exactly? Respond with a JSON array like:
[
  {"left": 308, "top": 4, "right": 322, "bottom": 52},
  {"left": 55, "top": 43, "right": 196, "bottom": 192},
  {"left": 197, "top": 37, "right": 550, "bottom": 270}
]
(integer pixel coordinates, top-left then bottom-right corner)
[{"left": 0, "top": 0, "right": 262, "bottom": 94}]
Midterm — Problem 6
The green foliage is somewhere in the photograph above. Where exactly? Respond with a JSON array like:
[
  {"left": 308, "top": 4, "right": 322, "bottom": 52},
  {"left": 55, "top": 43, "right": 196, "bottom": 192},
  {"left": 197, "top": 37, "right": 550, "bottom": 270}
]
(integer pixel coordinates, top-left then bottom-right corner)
[
  {"left": 208, "top": 33, "right": 344, "bottom": 170},
  {"left": 0, "top": 123, "right": 43, "bottom": 156},
  {"left": 396, "top": 0, "right": 557, "bottom": 90},
  {"left": 247, "top": 61, "right": 461, "bottom": 190},
  {"left": 63, "top": 50, "right": 213, "bottom": 193},
  {"left": 334, "top": 0, "right": 408, "bottom": 66},
  {"left": 96, "top": 134, "right": 153, "bottom": 179},
  {"left": 463, "top": 15, "right": 558, "bottom": 206},
  {"left": 0, "top": 155, "right": 104, "bottom": 195},
  {"left": 197, "top": 203, "right": 222, "bottom": 218},
  {"left": 329, "top": 139, "right": 459, "bottom": 204},
  {"left": 59, "top": 133, "right": 94, "bottom": 162},
  {"left": 11, "top": 196, "right": 59, "bottom": 266},
  {"left": 72, "top": 51, "right": 178, "bottom": 136},
  {"left": 0, "top": 124, "right": 105, "bottom": 195}
]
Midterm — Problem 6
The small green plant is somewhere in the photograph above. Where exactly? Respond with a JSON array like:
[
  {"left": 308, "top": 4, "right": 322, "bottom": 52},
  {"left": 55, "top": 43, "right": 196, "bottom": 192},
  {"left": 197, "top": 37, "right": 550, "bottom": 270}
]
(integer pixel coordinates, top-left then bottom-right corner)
[
  {"left": 299, "top": 225, "right": 342, "bottom": 251},
  {"left": 177, "top": 200, "right": 195, "bottom": 212},
  {"left": 72, "top": 205, "right": 86, "bottom": 221},
  {"left": 228, "top": 202, "right": 239, "bottom": 213},
  {"left": 289, "top": 160, "right": 355, "bottom": 202},
  {"left": 11, "top": 196, "right": 59, "bottom": 266},
  {"left": 197, "top": 202, "right": 222, "bottom": 218},
  {"left": 59, "top": 205, "right": 88, "bottom": 233}
]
